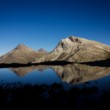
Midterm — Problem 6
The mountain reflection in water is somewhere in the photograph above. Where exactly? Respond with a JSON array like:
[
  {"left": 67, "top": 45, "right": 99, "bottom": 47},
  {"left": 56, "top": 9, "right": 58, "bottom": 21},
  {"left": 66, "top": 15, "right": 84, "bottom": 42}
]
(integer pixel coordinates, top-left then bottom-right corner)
[
  {"left": 3, "top": 64, "right": 110, "bottom": 85},
  {"left": 1, "top": 64, "right": 110, "bottom": 109},
  {"left": 51, "top": 64, "right": 110, "bottom": 84}
]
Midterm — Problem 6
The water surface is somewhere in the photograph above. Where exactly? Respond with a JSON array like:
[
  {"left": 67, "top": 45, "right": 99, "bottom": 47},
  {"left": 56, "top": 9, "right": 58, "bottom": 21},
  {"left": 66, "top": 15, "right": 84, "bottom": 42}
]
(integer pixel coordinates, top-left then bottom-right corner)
[{"left": 0, "top": 64, "right": 110, "bottom": 87}]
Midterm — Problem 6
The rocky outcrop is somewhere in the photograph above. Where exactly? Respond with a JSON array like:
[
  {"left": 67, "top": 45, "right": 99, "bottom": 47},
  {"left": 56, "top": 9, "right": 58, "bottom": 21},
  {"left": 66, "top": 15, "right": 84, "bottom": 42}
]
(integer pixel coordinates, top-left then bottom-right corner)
[
  {"left": 34, "top": 36, "right": 110, "bottom": 63},
  {"left": 0, "top": 44, "right": 48, "bottom": 64}
]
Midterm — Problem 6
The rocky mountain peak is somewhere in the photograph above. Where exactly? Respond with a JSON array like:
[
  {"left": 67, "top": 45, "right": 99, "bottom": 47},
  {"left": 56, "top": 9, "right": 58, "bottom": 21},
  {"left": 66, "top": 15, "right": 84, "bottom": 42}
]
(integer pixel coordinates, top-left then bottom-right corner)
[
  {"left": 0, "top": 43, "right": 45, "bottom": 64},
  {"left": 15, "top": 44, "right": 27, "bottom": 50},
  {"left": 45, "top": 36, "right": 110, "bottom": 63},
  {"left": 69, "top": 36, "right": 82, "bottom": 43},
  {"left": 59, "top": 36, "right": 83, "bottom": 48},
  {"left": 38, "top": 48, "right": 46, "bottom": 52},
  {"left": 56, "top": 36, "right": 81, "bottom": 51},
  {"left": 37, "top": 48, "right": 48, "bottom": 54}
]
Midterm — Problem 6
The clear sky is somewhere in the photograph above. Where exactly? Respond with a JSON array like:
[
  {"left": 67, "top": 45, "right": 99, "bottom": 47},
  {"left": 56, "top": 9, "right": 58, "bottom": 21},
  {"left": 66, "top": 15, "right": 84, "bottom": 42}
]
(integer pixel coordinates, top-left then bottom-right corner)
[{"left": 0, "top": 0, "right": 110, "bottom": 55}]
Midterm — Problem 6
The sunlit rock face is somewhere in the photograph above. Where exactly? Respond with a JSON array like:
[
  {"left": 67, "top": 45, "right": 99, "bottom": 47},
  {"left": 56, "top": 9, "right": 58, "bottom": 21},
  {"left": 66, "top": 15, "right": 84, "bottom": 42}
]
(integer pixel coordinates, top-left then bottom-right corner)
[
  {"left": 34, "top": 36, "right": 110, "bottom": 63},
  {"left": 0, "top": 44, "right": 48, "bottom": 64}
]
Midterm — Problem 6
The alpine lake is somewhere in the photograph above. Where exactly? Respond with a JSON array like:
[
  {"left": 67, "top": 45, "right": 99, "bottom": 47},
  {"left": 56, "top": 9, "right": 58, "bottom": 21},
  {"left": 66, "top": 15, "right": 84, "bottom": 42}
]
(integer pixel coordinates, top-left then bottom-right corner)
[{"left": 1, "top": 64, "right": 110, "bottom": 109}]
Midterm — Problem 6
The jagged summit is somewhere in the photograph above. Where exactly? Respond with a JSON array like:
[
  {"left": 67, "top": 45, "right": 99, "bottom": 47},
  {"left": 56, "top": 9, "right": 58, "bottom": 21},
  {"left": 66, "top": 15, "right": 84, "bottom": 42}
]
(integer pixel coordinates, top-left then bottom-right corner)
[
  {"left": 69, "top": 36, "right": 82, "bottom": 43},
  {"left": 57, "top": 36, "right": 87, "bottom": 50},
  {"left": 61, "top": 36, "right": 82, "bottom": 42},
  {"left": 59, "top": 36, "right": 105, "bottom": 45},
  {"left": 60, "top": 36, "right": 82, "bottom": 44}
]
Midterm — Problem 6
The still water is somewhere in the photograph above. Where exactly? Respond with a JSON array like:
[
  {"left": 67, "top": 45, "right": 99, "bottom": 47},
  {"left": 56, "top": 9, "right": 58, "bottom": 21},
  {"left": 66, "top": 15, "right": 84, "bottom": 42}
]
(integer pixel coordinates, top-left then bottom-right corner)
[
  {"left": 0, "top": 67, "right": 61, "bottom": 85},
  {"left": 0, "top": 64, "right": 110, "bottom": 88}
]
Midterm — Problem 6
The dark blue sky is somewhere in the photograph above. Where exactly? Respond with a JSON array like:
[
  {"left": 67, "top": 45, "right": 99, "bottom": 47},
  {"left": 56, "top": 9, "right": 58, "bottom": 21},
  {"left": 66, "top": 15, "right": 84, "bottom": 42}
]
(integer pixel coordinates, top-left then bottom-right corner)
[{"left": 0, "top": 0, "right": 110, "bottom": 55}]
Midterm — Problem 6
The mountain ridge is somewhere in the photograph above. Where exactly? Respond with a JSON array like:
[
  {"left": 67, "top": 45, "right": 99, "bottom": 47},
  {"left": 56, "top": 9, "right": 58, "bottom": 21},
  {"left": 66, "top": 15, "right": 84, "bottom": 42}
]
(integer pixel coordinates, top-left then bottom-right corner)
[
  {"left": 0, "top": 36, "right": 110, "bottom": 64},
  {"left": 0, "top": 44, "right": 48, "bottom": 64},
  {"left": 37, "top": 36, "right": 110, "bottom": 63}
]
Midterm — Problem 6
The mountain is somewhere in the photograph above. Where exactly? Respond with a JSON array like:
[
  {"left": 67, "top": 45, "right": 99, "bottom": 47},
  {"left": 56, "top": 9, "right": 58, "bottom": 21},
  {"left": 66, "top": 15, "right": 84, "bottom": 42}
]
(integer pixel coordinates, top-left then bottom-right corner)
[
  {"left": 0, "top": 44, "right": 48, "bottom": 64},
  {"left": 38, "top": 48, "right": 48, "bottom": 53},
  {"left": 0, "top": 36, "right": 110, "bottom": 64},
  {"left": 34, "top": 36, "right": 110, "bottom": 63}
]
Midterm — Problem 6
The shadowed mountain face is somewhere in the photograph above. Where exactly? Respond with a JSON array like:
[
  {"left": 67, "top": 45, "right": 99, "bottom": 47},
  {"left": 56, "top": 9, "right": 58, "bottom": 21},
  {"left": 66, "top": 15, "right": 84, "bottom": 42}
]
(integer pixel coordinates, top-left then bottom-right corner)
[
  {"left": 34, "top": 36, "right": 110, "bottom": 63},
  {"left": 10, "top": 64, "right": 110, "bottom": 85},
  {"left": 0, "top": 44, "right": 48, "bottom": 64}
]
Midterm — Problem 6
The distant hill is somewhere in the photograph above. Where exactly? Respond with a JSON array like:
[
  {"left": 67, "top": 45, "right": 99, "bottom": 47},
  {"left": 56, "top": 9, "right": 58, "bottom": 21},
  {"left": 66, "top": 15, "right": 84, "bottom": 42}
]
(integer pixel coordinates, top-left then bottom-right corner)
[
  {"left": 0, "top": 44, "right": 48, "bottom": 64},
  {"left": 38, "top": 48, "right": 48, "bottom": 53}
]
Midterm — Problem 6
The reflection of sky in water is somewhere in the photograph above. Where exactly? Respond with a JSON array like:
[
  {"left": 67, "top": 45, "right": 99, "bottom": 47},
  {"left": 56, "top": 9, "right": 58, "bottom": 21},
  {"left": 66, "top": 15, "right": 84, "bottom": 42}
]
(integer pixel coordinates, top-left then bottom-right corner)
[{"left": 0, "top": 68, "right": 61, "bottom": 85}]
